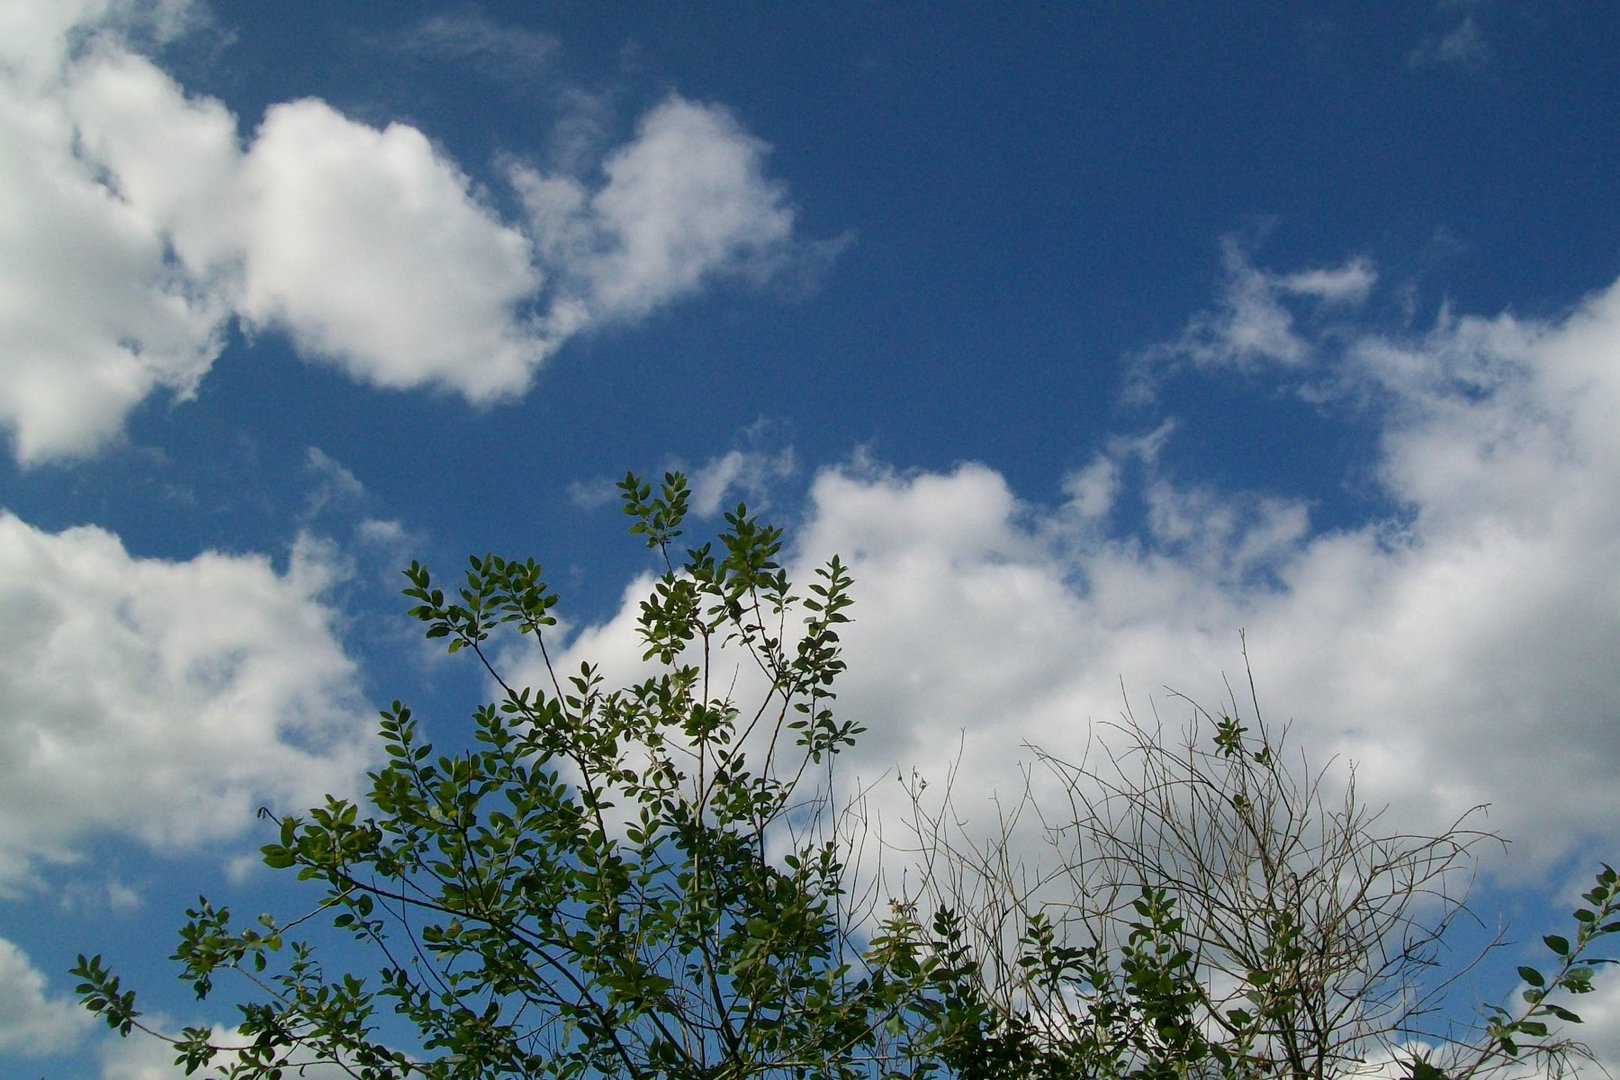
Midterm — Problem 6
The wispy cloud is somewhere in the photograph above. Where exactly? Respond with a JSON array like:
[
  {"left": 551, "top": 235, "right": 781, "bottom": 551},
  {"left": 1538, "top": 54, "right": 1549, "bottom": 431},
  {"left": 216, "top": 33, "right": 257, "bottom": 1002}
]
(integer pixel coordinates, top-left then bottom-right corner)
[
  {"left": 303, "top": 446, "right": 367, "bottom": 521},
  {"left": 1278, "top": 259, "right": 1377, "bottom": 304},
  {"left": 1127, "top": 236, "right": 1377, "bottom": 397},
  {"left": 567, "top": 422, "right": 799, "bottom": 517},
  {"left": 389, "top": 6, "right": 560, "bottom": 83},
  {"left": 690, "top": 444, "right": 798, "bottom": 518},
  {"left": 1409, "top": 9, "right": 1493, "bottom": 72}
]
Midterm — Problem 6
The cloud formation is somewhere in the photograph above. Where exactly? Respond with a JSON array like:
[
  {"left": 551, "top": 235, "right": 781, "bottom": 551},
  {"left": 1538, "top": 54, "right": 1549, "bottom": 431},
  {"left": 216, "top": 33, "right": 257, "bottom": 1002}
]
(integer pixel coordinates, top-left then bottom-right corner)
[
  {"left": 1129, "top": 237, "right": 1376, "bottom": 395},
  {"left": 0, "top": 2, "right": 817, "bottom": 463},
  {"left": 0, "top": 514, "right": 374, "bottom": 894},
  {"left": 0, "top": 937, "right": 90, "bottom": 1056},
  {"left": 390, "top": 7, "right": 560, "bottom": 82},
  {"left": 559, "top": 269, "right": 1620, "bottom": 888},
  {"left": 688, "top": 446, "right": 798, "bottom": 518},
  {"left": 233, "top": 100, "right": 546, "bottom": 398},
  {"left": 509, "top": 95, "right": 801, "bottom": 324},
  {"left": 0, "top": 16, "right": 227, "bottom": 464}
]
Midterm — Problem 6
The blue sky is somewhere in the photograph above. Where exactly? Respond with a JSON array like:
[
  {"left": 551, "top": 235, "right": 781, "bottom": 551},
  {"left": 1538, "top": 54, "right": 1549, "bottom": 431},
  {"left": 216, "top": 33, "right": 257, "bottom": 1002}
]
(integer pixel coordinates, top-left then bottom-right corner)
[{"left": 2, "top": 2, "right": 1619, "bottom": 1075}]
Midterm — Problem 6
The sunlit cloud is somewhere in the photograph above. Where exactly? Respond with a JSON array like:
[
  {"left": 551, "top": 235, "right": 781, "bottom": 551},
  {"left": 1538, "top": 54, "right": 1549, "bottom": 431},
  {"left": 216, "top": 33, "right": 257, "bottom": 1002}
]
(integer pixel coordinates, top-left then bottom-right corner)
[
  {"left": 0, "top": 5, "right": 825, "bottom": 464},
  {"left": 0, "top": 514, "right": 374, "bottom": 893}
]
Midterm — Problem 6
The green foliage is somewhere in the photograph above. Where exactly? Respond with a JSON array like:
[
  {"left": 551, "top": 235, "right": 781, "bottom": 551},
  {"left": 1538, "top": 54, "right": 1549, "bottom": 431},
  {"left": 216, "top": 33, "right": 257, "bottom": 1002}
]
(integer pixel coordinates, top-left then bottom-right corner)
[
  {"left": 70, "top": 472, "right": 1616, "bottom": 1080},
  {"left": 74, "top": 473, "right": 936, "bottom": 1079}
]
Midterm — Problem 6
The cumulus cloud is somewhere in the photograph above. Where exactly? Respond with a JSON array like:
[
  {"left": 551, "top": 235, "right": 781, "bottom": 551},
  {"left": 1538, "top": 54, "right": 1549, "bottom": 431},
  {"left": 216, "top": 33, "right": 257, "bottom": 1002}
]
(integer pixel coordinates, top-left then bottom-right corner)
[
  {"left": 555, "top": 270, "right": 1620, "bottom": 893},
  {"left": 61, "top": 31, "right": 548, "bottom": 402},
  {"left": 234, "top": 100, "right": 546, "bottom": 398},
  {"left": 0, "top": 2, "right": 821, "bottom": 463},
  {"left": 0, "top": 26, "right": 228, "bottom": 463},
  {"left": 0, "top": 937, "right": 91, "bottom": 1056},
  {"left": 1129, "top": 237, "right": 1377, "bottom": 396},
  {"left": 0, "top": 513, "right": 374, "bottom": 894},
  {"left": 98, "top": 1022, "right": 220, "bottom": 1080},
  {"left": 509, "top": 94, "right": 804, "bottom": 324}
]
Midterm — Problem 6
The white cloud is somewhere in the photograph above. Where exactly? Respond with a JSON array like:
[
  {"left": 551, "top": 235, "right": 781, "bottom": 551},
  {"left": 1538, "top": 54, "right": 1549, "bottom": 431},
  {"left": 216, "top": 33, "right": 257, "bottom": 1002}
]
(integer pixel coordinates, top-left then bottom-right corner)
[
  {"left": 98, "top": 1024, "right": 214, "bottom": 1080},
  {"left": 556, "top": 271, "right": 1620, "bottom": 893},
  {"left": 63, "top": 39, "right": 244, "bottom": 279},
  {"left": 1062, "top": 455, "right": 1119, "bottom": 521},
  {"left": 689, "top": 445, "right": 798, "bottom": 517},
  {"left": 510, "top": 94, "right": 802, "bottom": 323},
  {"left": 303, "top": 446, "right": 367, "bottom": 520},
  {"left": 0, "top": 513, "right": 374, "bottom": 894},
  {"left": 583, "top": 96, "right": 798, "bottom": 316},
  {"left": 1280, "top": 257, "right": 1377, "bottom": 305},
  {"left": 62, "top": 38, "right": 549, "bottom": 402},
  {"left": 1059, "top": 422, "right": 1176, "bottom": 526},
  {"left": 0, "top": 937, "right": 91, "bottom": 1056},
  {"left": 566, "top": 475, "right": 622, "bottom": 511},
  {"left": 235, "top": 99, "right": 547, "bottom": 399},
  {"left": 0, "top": 37, "right": 228, "bottom": 464},
  {"left": 1129, "top": 237, "right": 1377, "bottom": 396},
  {"left": 390, "top": 8, "right": 560, "bottom": 82},
  {"left": 355, "top": 517, "right": 406, "bottom": 546},
  {"left": 56, "top": 875, "right": 144, "bottom": 914},
  {"left": 0, "top": 4, "right": 821, "bottom": 463},
  {"left": 564, "top": 422, "right": 799, "bottom": 519}
]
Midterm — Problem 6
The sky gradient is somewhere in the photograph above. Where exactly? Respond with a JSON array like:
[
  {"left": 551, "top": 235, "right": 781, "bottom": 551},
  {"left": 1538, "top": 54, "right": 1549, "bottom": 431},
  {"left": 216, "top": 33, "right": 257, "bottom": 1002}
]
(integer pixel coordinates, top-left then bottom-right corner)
[{"left": 2, "top": 2, "right": 1618, "bottom": 1075}]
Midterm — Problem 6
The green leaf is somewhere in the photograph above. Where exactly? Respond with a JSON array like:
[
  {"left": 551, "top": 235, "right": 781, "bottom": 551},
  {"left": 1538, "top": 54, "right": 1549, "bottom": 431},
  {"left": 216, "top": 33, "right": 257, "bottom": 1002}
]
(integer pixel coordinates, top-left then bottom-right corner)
[{"left": 1407, "top": 1056, "right": 1449, "bottom": 1080}]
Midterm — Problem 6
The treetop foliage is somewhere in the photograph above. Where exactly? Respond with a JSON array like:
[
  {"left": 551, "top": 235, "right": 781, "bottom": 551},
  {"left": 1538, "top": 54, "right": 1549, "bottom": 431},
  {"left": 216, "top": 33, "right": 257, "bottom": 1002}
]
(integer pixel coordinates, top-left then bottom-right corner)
[{"left": 72, "top": 472, "right": 1618, "bottom": 1079}]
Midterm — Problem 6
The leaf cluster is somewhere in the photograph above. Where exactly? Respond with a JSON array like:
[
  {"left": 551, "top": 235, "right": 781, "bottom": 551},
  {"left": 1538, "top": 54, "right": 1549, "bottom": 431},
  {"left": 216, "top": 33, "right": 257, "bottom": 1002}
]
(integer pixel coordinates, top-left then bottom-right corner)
[{"left": 74, "top": 473, "right": 932, "bottom": 1080}]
